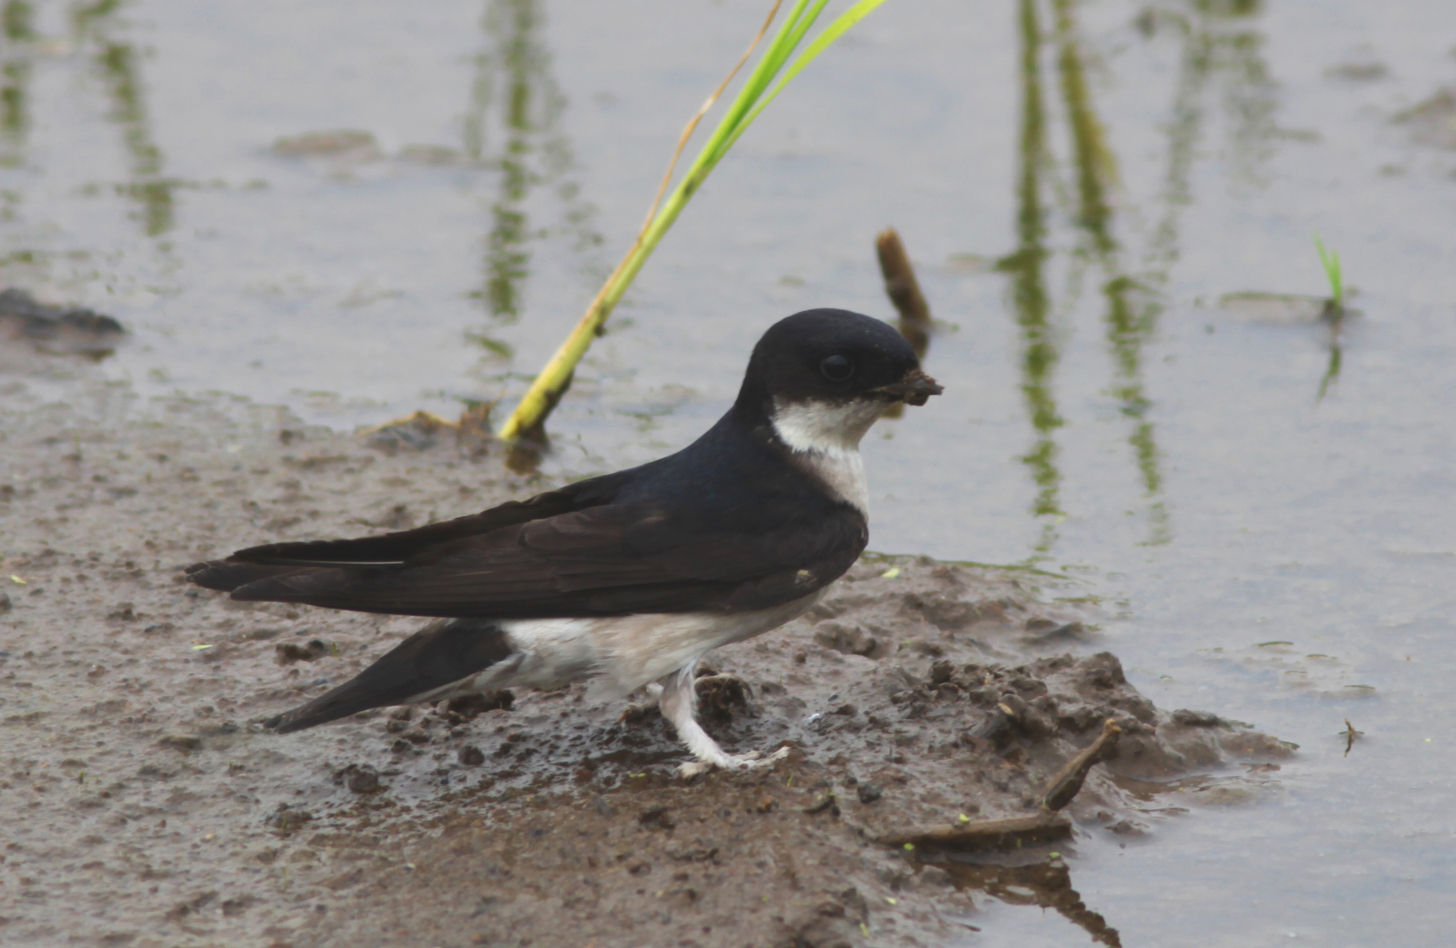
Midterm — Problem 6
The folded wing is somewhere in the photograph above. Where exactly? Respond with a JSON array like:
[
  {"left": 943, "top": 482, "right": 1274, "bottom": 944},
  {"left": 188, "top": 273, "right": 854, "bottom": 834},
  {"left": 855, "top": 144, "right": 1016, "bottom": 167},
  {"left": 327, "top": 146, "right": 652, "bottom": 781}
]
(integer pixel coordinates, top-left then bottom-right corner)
[{"left": 187, "top": 492, "right": 866, "bottom": 619}]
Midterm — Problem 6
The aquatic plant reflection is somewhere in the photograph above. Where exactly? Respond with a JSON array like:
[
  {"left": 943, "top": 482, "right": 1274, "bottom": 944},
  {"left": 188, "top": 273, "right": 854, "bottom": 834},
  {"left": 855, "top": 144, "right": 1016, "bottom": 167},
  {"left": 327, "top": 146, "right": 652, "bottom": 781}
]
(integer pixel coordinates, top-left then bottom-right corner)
[
  {"left": 1, "top": 1, "right": 33, "bottom": 168},
  {"left": 1051, "top": 0, "right": 1169, "bottom": 546},
  {"left": 466, "top": 0, "right": 598, "bottom": 340},
  {"left": 998, "top": 0, "right": 1065, "bottom": 556},
  {"left": 75, "top": 3, "right": 176, "bottom": 237},
  {"left": 999, "top": 0, "right": 1274, "bottom": 555}
]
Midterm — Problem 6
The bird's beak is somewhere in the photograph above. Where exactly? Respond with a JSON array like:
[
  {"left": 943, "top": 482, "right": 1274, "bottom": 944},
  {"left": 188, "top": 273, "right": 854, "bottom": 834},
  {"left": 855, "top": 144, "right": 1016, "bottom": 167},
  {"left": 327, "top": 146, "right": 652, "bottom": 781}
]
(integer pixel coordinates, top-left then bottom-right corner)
[{"left": 872, "top": 368, "right": 943, "bottom": 406}]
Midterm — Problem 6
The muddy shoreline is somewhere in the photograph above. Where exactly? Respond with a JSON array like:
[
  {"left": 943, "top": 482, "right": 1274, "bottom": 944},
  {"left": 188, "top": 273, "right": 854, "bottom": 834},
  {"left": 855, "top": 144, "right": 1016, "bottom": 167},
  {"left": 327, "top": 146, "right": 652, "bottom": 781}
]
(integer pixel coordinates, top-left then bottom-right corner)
[{"left": 0, "top": 395, "right": 1290, "bottom": 947}]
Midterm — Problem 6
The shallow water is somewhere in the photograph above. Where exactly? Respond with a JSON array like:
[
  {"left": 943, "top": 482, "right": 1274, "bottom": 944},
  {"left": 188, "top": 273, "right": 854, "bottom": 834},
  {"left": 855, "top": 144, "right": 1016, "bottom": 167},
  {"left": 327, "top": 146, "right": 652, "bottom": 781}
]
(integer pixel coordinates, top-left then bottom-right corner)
[{"left": 3, "top": 0, "right": 1455, "bottom": 944}]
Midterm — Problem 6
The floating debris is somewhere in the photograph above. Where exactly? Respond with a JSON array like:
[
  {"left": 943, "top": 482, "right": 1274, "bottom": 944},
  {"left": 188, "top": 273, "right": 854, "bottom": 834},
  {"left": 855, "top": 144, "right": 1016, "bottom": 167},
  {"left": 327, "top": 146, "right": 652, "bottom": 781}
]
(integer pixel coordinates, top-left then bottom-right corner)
[
  {"left": 399, "top": 144, "right": 462, "bottom": 165},
  {"left": 942, "top": 252, "right": 999, "bottom": 274},
  {"left": 273, "top": 129, "right": 381, "bottom": 159},
  {"left": 1215, "top": 292, "right": 1330, "bottom": 324},
  {"left": 1325, "top": 61, "right": 1388, "bottom": 82}
]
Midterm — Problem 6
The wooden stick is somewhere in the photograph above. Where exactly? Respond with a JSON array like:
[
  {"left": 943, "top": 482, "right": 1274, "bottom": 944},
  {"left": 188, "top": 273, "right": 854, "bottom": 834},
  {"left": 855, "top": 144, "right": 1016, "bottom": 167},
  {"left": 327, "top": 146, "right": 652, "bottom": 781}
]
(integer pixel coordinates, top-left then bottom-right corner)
[
  {"left": 1040, "top": 717, "right": 1121, "bottom": 812},
  {"left": 875, "top": 227, "right": 931, "bottom": 357},
  {"left": 878, "top": 813, "right": 1071, "bottom": 851}
]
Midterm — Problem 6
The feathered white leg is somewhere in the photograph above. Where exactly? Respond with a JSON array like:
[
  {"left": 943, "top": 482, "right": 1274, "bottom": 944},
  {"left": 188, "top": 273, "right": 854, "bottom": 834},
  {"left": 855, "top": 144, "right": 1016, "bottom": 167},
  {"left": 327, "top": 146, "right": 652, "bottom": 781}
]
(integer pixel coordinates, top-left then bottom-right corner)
[{"left": 657, "top": 663, "right": 788, "bottom": 778}]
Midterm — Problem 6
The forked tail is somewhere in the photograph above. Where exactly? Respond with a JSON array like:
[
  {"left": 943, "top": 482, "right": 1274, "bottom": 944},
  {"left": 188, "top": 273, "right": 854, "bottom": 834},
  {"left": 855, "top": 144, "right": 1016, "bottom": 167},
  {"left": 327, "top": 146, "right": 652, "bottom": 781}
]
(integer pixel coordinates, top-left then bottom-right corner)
[{"left": 267, "top": 618, "right": 514, "bottom": 732}]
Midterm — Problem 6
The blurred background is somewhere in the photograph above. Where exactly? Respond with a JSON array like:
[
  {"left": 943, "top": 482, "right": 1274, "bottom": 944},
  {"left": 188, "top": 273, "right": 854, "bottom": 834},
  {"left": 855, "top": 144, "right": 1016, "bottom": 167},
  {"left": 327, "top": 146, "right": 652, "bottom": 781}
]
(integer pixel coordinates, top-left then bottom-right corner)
[{"left": 2, "top": 1, "right": 1454, "bottom": 944}]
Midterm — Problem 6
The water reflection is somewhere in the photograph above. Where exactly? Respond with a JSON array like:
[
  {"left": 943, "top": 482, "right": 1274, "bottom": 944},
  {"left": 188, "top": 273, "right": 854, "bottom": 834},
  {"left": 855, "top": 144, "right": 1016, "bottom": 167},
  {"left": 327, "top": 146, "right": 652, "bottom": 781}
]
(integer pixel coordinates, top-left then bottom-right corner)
[
  {"left": 1317, "top": 299, "right": 1344, "bottom": 400},
  {"left": 1138, "top": 2, "right": 1331, "bottom": 403},
  {"left": 465, "top": 0, "right": 597, "bottom": 347},
  {"left": 1054, "top": 0, "right": 1170, "bottom": 547},
  {"left": 997, "top": 0, "right": 1064, "bottom": 556},
  {"left": 938, "top": 857, "right": 1121, "bottom": 947},
  {"left": 1141, "top": 0, "right": 1274, "bottom": 275},
  {"left": 1, "top": 1, "right": 32, "bottom": 170},
  {"left": 1000, "top": 0, "right": 1276, "bottom": 555},
  {"left": 78, "top": 2, "right": 175, "bottom": 236}
]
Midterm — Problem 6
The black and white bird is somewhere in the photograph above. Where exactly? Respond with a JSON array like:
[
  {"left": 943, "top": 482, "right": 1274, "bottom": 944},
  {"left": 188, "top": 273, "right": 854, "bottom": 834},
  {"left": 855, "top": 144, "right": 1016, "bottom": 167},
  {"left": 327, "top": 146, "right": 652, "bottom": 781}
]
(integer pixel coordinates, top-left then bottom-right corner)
[{"left": 187, "top": 309, "right": 941, "bottom": 775}]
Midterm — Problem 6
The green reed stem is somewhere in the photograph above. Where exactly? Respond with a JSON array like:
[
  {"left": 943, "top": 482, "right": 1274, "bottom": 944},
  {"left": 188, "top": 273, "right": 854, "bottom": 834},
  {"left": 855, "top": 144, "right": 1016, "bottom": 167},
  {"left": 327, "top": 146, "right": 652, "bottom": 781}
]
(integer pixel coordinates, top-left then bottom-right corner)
[{"left": 498, "top": 0, "right": 890, "bottom": 440}]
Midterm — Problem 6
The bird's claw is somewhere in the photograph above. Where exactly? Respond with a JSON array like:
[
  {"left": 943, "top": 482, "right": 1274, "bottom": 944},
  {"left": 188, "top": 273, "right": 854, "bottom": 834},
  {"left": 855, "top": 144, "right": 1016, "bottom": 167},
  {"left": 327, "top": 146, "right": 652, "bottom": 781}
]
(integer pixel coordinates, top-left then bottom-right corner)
[
  {"left": 676, "top": 745, "right": 789, "bottom": 779},
  {"left": 618, "top": 683, "right": 665, "bottom": 723},
  {"left": 618, "top": 702, "right": 658, "bottom": 724}
]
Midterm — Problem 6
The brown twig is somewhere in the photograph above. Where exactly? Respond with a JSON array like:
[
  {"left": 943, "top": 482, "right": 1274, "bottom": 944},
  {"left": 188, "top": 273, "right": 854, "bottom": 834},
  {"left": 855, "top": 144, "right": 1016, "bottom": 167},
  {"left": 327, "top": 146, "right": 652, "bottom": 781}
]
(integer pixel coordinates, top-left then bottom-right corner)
[
  {"left": 875, "top": 227, "right": 931, "bottom": 357},
  {"left": 1041, "top": 717, "right": 1121, "bottom": 812},
  {"left": 878, "top": 813, "right": 1071, "bottom": 852}
]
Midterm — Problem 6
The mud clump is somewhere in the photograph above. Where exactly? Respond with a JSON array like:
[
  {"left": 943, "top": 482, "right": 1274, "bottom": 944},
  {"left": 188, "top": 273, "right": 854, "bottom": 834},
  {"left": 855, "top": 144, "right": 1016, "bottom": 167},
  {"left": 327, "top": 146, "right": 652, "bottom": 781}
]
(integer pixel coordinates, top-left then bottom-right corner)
[
  {"left": 334, "top": 763, "right": 385, "bottom": 794},
  {"left": 0, "top": 287, "right": 125, "bottom": 354},
  {"left": 441, "top": 689, "right": 514, "bottom": 719},
  {"left": 276, "top": 638, "right": 330, "bottom": 663}
]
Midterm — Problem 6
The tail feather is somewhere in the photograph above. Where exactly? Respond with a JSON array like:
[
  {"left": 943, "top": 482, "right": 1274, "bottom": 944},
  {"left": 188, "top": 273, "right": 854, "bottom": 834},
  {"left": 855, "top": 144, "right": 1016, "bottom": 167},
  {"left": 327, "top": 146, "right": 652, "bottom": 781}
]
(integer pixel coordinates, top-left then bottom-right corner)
[
  {"left": 268, "top": 618, "right": 515, "bottom": 733},
  {"left": 185, "top": 559, "right": 316, "bottom": 593}
]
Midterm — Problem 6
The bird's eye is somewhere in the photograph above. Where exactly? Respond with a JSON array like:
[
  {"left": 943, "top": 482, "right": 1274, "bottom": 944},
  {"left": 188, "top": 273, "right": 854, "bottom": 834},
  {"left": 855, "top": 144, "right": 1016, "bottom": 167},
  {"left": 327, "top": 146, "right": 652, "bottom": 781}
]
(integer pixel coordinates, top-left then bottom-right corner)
[{"left": 819, "top": 354, "right": 854, "bottom": 381}]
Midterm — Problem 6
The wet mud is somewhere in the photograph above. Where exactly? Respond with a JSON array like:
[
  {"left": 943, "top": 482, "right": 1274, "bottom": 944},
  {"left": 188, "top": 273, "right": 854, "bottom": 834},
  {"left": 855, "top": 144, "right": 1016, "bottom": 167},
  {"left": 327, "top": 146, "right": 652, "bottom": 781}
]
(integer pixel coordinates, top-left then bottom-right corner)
[{"left": 0, "top": 398, "right": 1291, "bottom": 947}]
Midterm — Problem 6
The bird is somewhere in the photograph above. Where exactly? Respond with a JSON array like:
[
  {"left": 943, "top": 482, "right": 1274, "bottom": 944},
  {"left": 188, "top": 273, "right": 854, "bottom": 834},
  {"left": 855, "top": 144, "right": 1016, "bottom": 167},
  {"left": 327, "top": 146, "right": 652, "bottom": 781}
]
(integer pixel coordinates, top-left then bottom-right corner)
[{"left": 186, "top": 308, "right": 942, "bottom": 775}]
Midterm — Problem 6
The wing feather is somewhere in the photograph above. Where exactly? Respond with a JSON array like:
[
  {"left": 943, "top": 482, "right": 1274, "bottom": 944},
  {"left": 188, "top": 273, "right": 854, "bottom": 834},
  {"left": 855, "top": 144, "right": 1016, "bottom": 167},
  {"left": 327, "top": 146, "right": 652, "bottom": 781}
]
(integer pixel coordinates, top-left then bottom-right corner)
[
  {"left": 220, "top": 499, "right": 865, "bottom": 618},
  {"left": 188, "top": 423, "right": 868, "bottom": 618}
]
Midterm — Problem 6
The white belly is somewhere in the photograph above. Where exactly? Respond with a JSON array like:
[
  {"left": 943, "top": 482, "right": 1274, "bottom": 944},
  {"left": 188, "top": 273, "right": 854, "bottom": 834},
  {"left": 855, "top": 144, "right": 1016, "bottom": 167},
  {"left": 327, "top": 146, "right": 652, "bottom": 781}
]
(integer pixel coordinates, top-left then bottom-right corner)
[{"left": 441, "top": 591, "right": 824, "bottom": 700}]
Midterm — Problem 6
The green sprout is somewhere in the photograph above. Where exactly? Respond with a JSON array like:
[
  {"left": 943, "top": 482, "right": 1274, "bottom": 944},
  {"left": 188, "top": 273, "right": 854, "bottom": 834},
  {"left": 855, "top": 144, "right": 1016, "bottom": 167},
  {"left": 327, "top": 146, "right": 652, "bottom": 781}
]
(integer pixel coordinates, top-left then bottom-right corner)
[
  {"left": 1313, "top": 234, "right": 1346, "bottom": 401},
  {"left": 1313, "top": 234, "right": 1342, "bottom": 307},
  {"left": 499, "top": 0, "right": 892, "bottom": 440}
]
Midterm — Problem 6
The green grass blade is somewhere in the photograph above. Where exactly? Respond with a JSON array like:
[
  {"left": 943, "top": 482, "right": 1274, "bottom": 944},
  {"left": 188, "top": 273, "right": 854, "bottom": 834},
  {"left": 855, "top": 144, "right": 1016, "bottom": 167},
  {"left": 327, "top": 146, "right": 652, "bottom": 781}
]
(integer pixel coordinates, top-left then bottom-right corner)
[
  {"left": 728, "top": 0, "right": 892, "bottom": 150},
  {"left": 674, "top": 0, "right": 823, "bottom": 187},
  {"left": 1313, "top": 233, "right": 1342, "bottom": 306},
  {"left": 498, "top": 0, "right": 888, "bottom": 440}
]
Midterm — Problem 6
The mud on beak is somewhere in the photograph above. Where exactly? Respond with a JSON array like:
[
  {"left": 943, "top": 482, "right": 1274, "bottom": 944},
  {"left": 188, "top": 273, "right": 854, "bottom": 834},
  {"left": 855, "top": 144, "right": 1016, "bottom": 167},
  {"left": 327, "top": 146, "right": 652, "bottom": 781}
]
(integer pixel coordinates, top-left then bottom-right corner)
[{"left": 873, "top": 367, "right": 943, "bottom": 406}]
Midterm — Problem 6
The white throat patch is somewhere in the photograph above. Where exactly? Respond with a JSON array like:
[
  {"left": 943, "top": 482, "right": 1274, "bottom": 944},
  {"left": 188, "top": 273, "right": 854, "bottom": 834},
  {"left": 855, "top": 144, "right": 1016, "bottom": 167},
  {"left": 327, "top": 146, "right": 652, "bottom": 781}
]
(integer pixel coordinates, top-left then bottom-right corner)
[{"left": 770, "top": 396, "right": 880, "bottom": 516}]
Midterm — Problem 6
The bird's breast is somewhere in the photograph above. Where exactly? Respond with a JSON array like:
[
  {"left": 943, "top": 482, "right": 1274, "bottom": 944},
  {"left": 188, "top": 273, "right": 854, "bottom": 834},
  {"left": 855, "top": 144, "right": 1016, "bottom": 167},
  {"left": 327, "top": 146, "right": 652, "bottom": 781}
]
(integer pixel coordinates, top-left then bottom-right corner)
[{"left": 787, "top": 447, "right": 870, "bottom": 518}]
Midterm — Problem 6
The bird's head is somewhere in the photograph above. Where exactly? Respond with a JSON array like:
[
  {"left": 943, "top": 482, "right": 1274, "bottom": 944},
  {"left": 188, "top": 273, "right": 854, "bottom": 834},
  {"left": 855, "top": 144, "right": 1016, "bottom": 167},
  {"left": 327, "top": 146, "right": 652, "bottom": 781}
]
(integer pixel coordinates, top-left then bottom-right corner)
[{"left": 736, "top": 308, "right": 943, "bottom": 453}]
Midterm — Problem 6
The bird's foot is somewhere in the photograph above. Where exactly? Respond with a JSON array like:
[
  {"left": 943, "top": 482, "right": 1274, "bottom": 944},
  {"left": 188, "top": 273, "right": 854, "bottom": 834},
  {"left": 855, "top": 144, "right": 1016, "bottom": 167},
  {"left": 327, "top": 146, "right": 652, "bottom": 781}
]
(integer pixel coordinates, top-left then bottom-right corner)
[
  {"left": 618, "top": 682, "right": 664, "bottom": 724},
  {"left": 694, "top": 672, "right": 750, "bottom": 696},
  {"left": 677, "top": 745, "right": 789, "bottom": 779},
  {"left": 618, "top": 702, "right": 660, "bottom": 724},
  {"left": 693, "top": 672, "right": 752, "bottom": 724}
]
